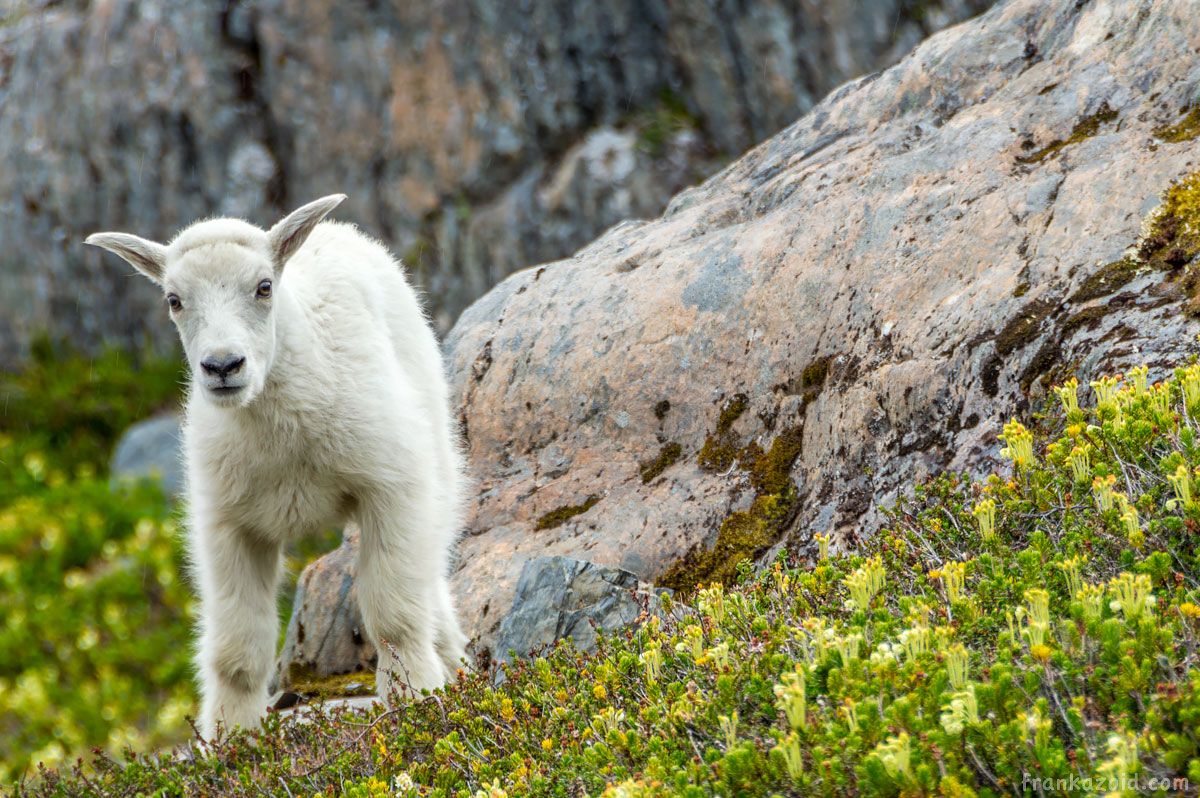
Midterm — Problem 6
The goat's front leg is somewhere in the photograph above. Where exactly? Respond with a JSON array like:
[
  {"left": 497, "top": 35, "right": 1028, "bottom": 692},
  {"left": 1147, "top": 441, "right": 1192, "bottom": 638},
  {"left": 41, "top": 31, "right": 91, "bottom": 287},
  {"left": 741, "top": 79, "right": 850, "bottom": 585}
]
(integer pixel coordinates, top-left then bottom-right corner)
[
  {"left": 193, "top": 523, "right": 282, "bottom": 739},
  {"left": 356, "top": 490, "right": 446, "bottom": 700}
]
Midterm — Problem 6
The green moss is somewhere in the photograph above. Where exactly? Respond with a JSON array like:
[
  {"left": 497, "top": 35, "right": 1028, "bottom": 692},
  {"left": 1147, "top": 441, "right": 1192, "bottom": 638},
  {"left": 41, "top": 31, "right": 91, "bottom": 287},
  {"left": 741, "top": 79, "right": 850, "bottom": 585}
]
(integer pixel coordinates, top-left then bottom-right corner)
[
  {"left": 697, "top": 394, "right": 749, "bottom": 472},
  {"left": 799, "top": 357, "right": 832, "bottom": 391},
  {"left": 740, "top": 425, "right": 805, "bottom": 496},
  {"left": 534, "top": 495, "right": 601, "bottom": 531},
  {"left": 1064, "top": 169, "right": 1200, "bottom": 308},
  {"left": 1181, "top": 263, "right": 1200, "bottom": 297},
  {"left": 1069, "top": 256, "right": 1143, "bottom": 304},
  {"left": 1060, "top": 305, "right": 1113, "bottom": 337},
  {"left": 287, "top": 663, "right": 375, "bottom": 698},
  {"left": 716, "top": 393, "right": 749, "bottom": 429},
  {"left": 697, "top": 438, "right": 740, "bottom": 472},
  {"left": 1013, "top": 281, "right": 1031, "bottom": 298},
  {"left": 1154, "top": 106, "right": 1200, "bottom": 143},
  {"left": 661, "top": 426, "right": 804, "bottom": 594},
  {"left": 1016, "top": 102, "right": 1118, "bottom": 164},
  {"left": 994, "top": 299, "right": 1055, "bottom": 356},
  {"left": 1149, "top": 171, "right": 1200, "bottom": 268},
  {"left": 640, "top": 442, "right": 683, "bottom": 484},
  {"left": 658, "top": 489, "right": 796, "bottom": 595},
  {"left": 633, "top": 90, "right": 700, "bottom": 158}
]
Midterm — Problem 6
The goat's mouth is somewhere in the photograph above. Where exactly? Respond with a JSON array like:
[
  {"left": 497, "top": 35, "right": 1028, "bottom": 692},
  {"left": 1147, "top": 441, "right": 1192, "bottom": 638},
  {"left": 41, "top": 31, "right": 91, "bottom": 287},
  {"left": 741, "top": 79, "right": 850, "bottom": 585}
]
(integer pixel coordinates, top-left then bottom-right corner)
[{"left": 205, "top": 383, "right": 247, "bottom": 404}]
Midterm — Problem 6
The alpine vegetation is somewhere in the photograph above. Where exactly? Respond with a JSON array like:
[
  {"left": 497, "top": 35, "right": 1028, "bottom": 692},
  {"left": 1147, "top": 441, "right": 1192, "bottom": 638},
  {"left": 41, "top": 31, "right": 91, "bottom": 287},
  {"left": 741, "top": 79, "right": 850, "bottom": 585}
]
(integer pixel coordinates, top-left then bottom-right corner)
[{"left": 85, "top": 196, "right": 468, "bottom": 738}]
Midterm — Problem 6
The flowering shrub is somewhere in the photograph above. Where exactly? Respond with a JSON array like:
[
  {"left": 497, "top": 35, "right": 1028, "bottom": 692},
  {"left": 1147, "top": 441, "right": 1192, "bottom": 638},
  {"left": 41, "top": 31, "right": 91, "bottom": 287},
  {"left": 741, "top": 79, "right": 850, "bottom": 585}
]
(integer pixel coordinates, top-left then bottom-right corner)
[
  {"left": 0, "top": 343, "right": 194, "bottom": 782},
  {"left": 1, "top": 344, "right": 342, "bottom": 784},
  {"left": 16, "top": 358, "right": 1200, "bottom": 796}
]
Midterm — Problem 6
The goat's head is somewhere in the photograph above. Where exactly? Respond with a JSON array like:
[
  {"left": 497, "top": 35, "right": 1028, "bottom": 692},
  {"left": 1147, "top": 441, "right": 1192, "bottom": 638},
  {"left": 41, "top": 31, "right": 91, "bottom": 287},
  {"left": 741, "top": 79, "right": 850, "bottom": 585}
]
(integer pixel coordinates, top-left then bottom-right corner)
[{"left": 86, "top": 195, "right": 346, "bottom": 408}]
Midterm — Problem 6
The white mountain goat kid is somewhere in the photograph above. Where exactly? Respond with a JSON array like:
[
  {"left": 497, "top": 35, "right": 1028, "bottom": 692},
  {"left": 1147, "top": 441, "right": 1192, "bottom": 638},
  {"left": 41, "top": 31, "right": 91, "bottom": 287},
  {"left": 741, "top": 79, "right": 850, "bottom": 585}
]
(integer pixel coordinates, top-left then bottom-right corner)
[{"left": 86, "top": 195, "right": 468, "bottom": 738}]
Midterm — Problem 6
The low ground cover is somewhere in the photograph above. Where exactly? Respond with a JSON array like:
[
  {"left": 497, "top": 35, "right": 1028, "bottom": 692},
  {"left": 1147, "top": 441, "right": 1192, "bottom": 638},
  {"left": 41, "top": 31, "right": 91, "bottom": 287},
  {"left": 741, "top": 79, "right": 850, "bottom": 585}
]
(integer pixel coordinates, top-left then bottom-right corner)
[{"left": 16, "top": 358, "right": 1200, "bottom": 796}]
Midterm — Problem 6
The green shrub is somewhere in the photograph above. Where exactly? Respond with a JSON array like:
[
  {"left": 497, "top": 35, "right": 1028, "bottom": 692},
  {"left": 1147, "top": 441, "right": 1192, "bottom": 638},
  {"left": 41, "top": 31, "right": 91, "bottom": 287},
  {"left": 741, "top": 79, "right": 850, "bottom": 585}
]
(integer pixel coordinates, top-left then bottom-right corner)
[
  {"left": 0, "top": 343, "right": 343, "bottom": 785},
  {"left": 0, "top": 337, "right": 185, "bottom": 485},
  {"left": 16, "top": 359, "right": 1200, "bottom": 796},
  {"left": 0, "top": 344, "right": 192, "bottom": 783},
  {"left": 0, "top": 468, "right": 195, "bottom": 783}
]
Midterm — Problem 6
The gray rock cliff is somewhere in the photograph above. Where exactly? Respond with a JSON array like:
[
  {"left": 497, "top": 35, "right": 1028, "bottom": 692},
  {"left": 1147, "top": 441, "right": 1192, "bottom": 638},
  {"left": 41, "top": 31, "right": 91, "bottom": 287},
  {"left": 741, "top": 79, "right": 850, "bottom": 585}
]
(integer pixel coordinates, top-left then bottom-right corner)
[{"left": 0, "top": 0, "right": 990, "bottom": 366}]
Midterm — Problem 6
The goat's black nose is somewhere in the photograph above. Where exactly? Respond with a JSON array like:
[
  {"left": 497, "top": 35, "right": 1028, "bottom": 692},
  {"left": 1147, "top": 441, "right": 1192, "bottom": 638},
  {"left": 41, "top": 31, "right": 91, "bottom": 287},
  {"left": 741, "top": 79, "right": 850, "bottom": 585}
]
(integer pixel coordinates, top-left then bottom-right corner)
[{"left": 201, "top": 355, "right": 246, "bottom": 379}]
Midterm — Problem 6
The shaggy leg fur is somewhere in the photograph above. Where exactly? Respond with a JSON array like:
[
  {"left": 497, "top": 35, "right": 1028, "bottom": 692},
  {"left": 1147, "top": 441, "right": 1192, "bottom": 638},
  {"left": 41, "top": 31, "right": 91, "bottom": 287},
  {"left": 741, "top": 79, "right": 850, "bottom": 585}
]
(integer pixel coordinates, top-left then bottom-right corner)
[
  {"left": 433, "top": 577, "right": 468, "bottom": 679},
  {"left": 194, "top": 526, "right": 282, "bottom": 738},
  {"left": 356, "top": 491, "right": 448, "bottom": 699}
]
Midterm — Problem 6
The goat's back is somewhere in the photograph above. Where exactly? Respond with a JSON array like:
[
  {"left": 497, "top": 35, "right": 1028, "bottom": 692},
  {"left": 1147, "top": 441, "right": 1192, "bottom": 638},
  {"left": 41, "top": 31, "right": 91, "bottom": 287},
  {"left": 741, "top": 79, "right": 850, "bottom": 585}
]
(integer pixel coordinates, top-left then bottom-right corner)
[{"left": 280, "top": 221, "right": 463, "bottom": 527}]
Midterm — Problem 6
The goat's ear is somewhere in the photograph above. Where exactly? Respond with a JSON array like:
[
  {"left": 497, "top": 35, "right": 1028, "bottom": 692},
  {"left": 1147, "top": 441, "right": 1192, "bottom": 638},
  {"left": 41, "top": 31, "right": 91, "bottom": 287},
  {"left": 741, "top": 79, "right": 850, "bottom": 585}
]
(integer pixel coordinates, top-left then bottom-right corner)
[
  {"left": 268, "top": 194, "right": 346, "bottom": 267},
  {"left": 85, "top": 232, "right": 168, "bottom": 284}
]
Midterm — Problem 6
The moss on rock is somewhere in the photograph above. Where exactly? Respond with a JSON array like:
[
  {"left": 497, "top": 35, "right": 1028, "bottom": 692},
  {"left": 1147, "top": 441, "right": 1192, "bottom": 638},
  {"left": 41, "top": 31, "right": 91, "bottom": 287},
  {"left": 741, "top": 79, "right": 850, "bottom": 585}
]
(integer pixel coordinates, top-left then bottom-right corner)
[
  {"left": 1016, "top": 102, "right": 1118, "bottom": 164},
  {"left": 640, "top": 441, "right": 683, "bottom": 484},
  {"left": 799, "top": 357, "right": 832, "bottom": 391},
  {"left": 1154, "top": 106, "right": 1200, "bottom": 143},
  {"left": 740, "top": 425, "right": 805, "bottom": 496},
  {"left": 661, "top": 425, "right": 803, "bottom": 594},
  {"left": 697, "top": 393, "right": 749, "bottom": 471},
  {"left": 287, "top": 663, "right": 375, "bottom": 698},
  {"left": 1060, "top": 304, "right": 1113, "bottom": 337},
  {"left": 1067, "top": 170, "right": 1200, "bottom": 305},
  {"left": 995, "top": 299, "right": 1056, "bottom": 356},
  {"left": 534, "top": 495, "right": 602, "bottom": 530},
  {"left": 1068, "top": 256, "right": 1142, "bottom": 304}
]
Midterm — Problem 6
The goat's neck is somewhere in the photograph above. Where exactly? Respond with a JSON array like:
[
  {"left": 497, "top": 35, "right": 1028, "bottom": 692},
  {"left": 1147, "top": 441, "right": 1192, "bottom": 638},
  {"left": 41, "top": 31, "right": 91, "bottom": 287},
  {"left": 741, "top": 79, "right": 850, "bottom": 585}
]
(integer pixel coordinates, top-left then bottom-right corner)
[{"left": 255, "top": 284, "right": 313, "bottom": 411}]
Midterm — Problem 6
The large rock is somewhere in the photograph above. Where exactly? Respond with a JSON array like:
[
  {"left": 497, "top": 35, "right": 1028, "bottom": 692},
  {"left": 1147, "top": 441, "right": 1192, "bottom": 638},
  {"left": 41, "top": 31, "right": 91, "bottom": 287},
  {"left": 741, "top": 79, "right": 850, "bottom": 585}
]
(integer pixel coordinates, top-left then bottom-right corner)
[
  {"left": 0, "top": 0, "right": 990, "bottom": 365},
  {"left": 495, "top": 556, "right": 667, "bottom": 667},
  {"left": 443, "top": 0, "right": 1200, "bottom": 653}
]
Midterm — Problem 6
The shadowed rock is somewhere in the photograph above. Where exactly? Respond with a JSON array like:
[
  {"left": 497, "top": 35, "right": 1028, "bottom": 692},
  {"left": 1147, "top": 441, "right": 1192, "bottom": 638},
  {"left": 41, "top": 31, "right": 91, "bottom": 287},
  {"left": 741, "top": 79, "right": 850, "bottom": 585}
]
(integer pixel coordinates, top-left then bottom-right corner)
[
  {"left": 110, "top": 414, "right": 185, "bottom": 499},
  {"left": 494, "top": 556, "right": 668, "bottom": 670}
]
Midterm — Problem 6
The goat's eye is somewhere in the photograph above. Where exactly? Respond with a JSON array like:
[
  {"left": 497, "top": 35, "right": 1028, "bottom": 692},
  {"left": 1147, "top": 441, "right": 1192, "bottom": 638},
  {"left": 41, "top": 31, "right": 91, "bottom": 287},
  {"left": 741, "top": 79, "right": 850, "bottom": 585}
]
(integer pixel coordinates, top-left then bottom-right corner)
[
  {"left": 256, "top": 280, "right": 272, "bottom": 298},
  {"left": 166, "top": 294, "right": 182, "bottom": 312}
]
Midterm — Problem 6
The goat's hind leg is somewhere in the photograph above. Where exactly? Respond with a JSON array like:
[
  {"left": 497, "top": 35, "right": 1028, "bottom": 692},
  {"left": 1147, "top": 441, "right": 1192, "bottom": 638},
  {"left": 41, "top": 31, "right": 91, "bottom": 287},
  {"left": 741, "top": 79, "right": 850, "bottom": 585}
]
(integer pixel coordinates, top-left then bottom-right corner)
[
  {"left": 433, "top": 577, "right": 468, "bottom": 679},
  {"left": 356, "top": 492, "right": 446, "bottom": 700}
]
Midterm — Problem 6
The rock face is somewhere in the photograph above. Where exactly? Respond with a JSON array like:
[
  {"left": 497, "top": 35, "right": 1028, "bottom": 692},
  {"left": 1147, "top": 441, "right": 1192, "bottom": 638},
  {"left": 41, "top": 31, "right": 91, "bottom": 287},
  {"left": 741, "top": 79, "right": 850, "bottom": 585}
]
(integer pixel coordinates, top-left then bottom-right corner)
[
  {"left": 494, "top": 556, "right": 666, "bottom": 668},
  {"left": 0, "top": 0, "right": 990, "bottom": 366},
  {"left": 443, "top": 0, "right": 1200, "bottom": 654},
  {"left": 109, "top": 415, "right": 185, "bottom": 499}
]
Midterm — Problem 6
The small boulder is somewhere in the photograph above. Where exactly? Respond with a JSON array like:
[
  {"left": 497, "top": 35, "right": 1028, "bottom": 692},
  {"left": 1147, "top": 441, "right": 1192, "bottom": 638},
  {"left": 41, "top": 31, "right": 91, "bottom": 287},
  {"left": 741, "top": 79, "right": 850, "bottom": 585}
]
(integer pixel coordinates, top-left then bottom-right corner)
[
  {"left": 269, "top": 527, "right": 377, "bottom": 695},
  {"left": 494, "top": 555, "right": 668, "bottom": 668},
  {"left": 110, "top": 414, "right": 184, "bottom": 499}
]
